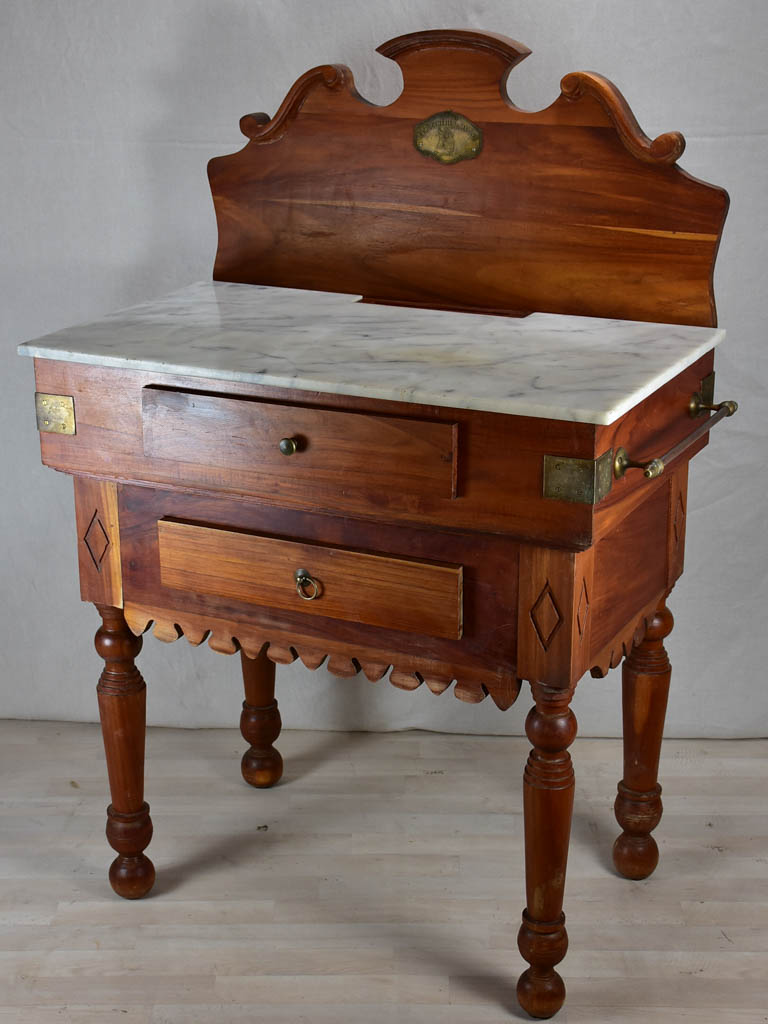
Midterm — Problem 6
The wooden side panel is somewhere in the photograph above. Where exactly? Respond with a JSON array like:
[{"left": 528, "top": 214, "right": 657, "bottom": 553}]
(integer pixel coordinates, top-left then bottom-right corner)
[
  {"left": 209, "top": 31, "right": 728, "bottom": 326},
  {"left": 142, "top": 386, "right": 458, "bottom": 500},
  {"left": 516, "top": 544, "right": 594, "bottom": 687},
  {"left": 667, "top": 464, "right": 689, "bottom": 589},
  {"left": 588, "top": 484, "right": 670, "bottom": 674},
  {"left": 520, "top": 475, "right": 676, "bottom": 683},
  {"left": 157, "top": 518, "right": 463, "bottom": 639},
  {"left": 73, "top": 477, "right": 123, "bottom": 606},
  {"left": 593, "top": 352, "right": 713, "bottom": 536}
]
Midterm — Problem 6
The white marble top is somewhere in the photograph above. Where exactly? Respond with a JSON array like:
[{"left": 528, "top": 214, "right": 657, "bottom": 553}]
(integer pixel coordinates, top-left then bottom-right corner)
[{"left": 18, "top": 281, "right": 725, "bottom": 425}]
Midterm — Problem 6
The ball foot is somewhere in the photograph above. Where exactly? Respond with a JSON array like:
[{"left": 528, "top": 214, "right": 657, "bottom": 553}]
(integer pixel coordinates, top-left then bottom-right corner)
[
  {"left": 241, "top": 747, "right": 283, "bottom": 788},
  {"left": 613, "top": 832, "right": 659, "bottom": 879},
  {"left": 109, "top": 853, "right": 155, "bottom": 899},
  {"left": 516, "top": 967, "right": 566, "bottom": 1019}
]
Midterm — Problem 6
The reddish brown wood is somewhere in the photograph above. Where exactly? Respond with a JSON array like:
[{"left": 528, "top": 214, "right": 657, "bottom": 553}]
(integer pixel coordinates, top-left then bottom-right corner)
[
  {"left": 517, "top": 545, "right": 594, "bottom": 689},
  {"left": 142, "top": 386, "right": 459, "bottom": 501},
  {"left": 589, "top": 483, "right": 669, "bottom": 660},
  {"left": 613, "top": 598, "right": 673, "bottom": 880},
  {"left": 586, "top": 463, "right": 689, "bottom": 676},
  {"left": 592, "top": 351, "right": 713, "bottom": 536},
  {"left": 117, "top": 483, "right": 521, "bottom": 709},
  {"left": 666, "top": 466, "right": 689, "bottom": 589},
  {"left": 240, "top": 647, "right": 283, "bottom": 788},
  {"left": 517, "top": 683, "right": 577, "bottom": 1019},
  {"left": 209, "top": 30, "right": 727, "bottom": 327},
  {"left": 157, "top": 518, "right": 464, "bottom": 640},
  {"left": 74, "top": 478, "right": 123, "bottom": 607},
  {"left": 589, "top": 597, "right": 659, "bottom": 679},
  {"left": 559, "top": 71, "right": 684, "bottom": 163},
  {"left": 112, "top": 461, "right": 683, "bottom": 700},
  {"left": 34, "top": 353, "right": 713, "bottom": 550},
  {"left": 94, "top": 605, "right": 154, "bottom": 899},
  {"left": 34, "top": 359, "right": 594, "bottom": 545},
  {"left": 376, "top": 29, "right": 531, "bottom": 77}
]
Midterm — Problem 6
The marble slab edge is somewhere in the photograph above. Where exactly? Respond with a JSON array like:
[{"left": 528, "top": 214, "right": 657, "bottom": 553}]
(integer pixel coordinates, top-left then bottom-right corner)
[{"left": 18, "top": 334, "right": 724, "bottom": 426}]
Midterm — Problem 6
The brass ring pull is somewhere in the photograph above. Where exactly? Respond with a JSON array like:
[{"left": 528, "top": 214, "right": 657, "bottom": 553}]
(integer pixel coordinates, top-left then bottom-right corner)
[
  {"left": 614, "top": 396, "right": 738, "bottom": 481},
  {"left": 294, "top": 568, "right": 321, "bottom": 601}
]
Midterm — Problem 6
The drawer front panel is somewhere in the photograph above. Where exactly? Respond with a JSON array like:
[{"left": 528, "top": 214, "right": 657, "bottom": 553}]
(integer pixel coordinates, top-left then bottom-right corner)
[
  {"left": 157, "top": 519, "right": 463, "bottom": 639},
  {"left": 143, "top": 387, "right": 457, "bottom": 500},
  {"left": 36, "top": 355, "right": 716, "bottom": 547}
]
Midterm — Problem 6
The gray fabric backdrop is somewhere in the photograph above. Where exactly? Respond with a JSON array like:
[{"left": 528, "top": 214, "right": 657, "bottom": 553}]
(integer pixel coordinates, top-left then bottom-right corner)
[{"left": 2, "top": 0, "right": 766, "bottom": 736}]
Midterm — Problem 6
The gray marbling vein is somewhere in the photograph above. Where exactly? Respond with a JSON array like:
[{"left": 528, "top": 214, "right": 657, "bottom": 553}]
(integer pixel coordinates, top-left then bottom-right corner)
[{"left": 18, "top": 281, "right": 725, "bottom": 425}]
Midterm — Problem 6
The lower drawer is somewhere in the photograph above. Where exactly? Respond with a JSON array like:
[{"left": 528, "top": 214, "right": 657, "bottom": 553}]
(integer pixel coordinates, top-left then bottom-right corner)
[{"left": 157, "top": 518, "right": 463, "bottom": 640}]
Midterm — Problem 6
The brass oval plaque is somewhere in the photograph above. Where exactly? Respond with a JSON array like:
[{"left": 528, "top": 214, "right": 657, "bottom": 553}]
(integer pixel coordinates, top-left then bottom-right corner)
[{"left": 413, "top": 111, "right": 483, "bottom": 165}]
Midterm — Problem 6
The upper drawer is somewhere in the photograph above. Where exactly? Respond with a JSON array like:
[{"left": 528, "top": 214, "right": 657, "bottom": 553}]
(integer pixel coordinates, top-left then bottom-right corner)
[
  {"left": 142, "top": 387, "right": 457, "bottom": 501},
  {"left": 34, "top": 355, "right": 715, "bottom": 546},
  {"left": 157, "top": 518, "right": 463, "bottom": 640}
]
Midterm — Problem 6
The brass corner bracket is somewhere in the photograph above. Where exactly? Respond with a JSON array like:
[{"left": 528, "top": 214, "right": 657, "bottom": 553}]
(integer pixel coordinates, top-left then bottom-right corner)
[
  {"left": 542, "top": 449, "right": 613, "bottom": 505},
  {"left": 35, "top": 393, "right": 76, "bottom": 435}
]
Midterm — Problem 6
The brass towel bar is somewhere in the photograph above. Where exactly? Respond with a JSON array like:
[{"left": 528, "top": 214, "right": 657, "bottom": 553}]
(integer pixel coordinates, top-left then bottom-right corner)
[{"left": 614, "top": 398, "right": 738, "bottom": 481}]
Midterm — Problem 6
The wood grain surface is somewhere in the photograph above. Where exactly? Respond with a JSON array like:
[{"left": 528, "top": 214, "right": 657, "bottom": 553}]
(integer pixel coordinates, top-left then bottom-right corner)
[
  {"left": 143, "top": 386, "right": 459, "bottom": 501},
  {"left": 118, "top": 484, "right": 520, "bottom": 709},
  {"left": 209, "top": 30, "right": 728, "bottom": 326},
  {"left": 613, "top": 599, "right": 674, "bottom": 881},
  {"left": 239, "top": 647, "right": 283, "bottom": 789},
  {"left": 157, "top": 517, "right": 464, "bottom": 640},
  {"left": 116, "top": 481, "right": 682, "bottom": 695},
  {"left": 73, "top": 477, "right": 123, "bottom": 607},
  {"left": 35, "top": 354, "right": 713, "bottom": 549}
]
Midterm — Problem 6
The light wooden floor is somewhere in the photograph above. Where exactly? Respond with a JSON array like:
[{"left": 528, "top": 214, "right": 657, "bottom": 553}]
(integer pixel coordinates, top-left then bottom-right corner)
[{"left": 0, "top": 721, "right": 766, "bottom": 1023}]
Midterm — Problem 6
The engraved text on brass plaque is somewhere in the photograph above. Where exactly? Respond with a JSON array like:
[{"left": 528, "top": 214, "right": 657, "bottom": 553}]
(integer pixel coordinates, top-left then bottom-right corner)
[{"left": 413, "top": 111, "right": 483, "bottom": 165}]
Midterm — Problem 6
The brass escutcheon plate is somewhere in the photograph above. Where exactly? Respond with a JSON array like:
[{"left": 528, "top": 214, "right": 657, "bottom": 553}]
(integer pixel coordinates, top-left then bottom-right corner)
[
  {"left": 35, "top": 393, "right": 76, "bottom": 435},
  {"left": 413, "top": 111, "right": 483, "bottom": 165}
]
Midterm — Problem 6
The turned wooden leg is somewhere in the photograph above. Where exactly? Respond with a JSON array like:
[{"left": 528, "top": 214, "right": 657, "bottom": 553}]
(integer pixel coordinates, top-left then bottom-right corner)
[
  {"left": 613, "top": 598, "right": 673, "bottom": 880},
  {"left": 517, "top": 684, "right": 577, "bottom": 1020},
  {"left": 240, "top": 647, "right": 283, "bottom": 788},
  {"left": 94, "top": 605, "right": 155, "bottom": 899}
]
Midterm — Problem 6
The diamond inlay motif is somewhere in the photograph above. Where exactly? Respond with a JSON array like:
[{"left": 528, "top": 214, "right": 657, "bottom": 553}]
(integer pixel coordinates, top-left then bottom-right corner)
[
  {"left": 530, "top": 582, "right": 563, "bottom": 652},
  {"left": 576, "top": 578, "right": 590, "bottom": 639},
  {"left": 83, "top": 510, "right": 110, "bottom": 571},
  {"left": 673, "top": 492, "right": 685, "bottom": 546}
]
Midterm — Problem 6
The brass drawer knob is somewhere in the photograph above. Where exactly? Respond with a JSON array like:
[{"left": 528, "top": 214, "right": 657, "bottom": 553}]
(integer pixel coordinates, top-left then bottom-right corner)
[
  {"left": 294, "top": 568, "right": 321, "bottom": 600},
  {"left": 279, "top": 437, "right": 298, "bottom": 456}
]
